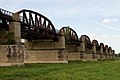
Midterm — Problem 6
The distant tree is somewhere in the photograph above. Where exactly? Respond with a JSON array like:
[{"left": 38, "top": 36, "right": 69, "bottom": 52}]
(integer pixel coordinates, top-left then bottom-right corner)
[
  {"left": 65, "top": 26, "right": 71, "bottom": 45},
  {"left": 117, "top": 53, "right": 120, "bottom": 57},
  {"left": 6, "top": 32, "right": 15, "bottom": 44}
]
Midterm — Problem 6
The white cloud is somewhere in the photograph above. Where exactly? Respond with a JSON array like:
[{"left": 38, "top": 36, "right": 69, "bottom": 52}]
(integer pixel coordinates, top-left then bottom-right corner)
[
  {"left": 102, "top": 19, "right": 111, "bottom": 24},
  {"left": 102, "top": 18, "right": 118, "bottom": 24}
]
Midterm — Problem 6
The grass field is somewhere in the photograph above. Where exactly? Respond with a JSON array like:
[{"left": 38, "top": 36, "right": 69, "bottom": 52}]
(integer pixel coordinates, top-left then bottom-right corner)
[{"left": 0, "top": 59, "right": 120, "bottom": 80}]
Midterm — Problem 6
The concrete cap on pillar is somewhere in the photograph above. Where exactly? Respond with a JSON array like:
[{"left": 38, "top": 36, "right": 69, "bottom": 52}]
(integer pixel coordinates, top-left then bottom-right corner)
[{"left": 12, "top": 13, "right": 20, "bottom": 21}]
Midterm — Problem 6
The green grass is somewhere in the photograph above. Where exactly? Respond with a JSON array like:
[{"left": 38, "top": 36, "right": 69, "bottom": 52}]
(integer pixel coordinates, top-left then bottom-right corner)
[{"left": 0, "top": 59, "right": 120, "bottom": 80}]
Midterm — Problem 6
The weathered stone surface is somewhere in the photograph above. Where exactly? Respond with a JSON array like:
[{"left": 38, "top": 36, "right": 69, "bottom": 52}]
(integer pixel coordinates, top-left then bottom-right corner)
[
  {"left": 9, "top": 13, "right": 21, "bottom": 43},
  {"left": 68, "top": 52, "right": 80, "bottom": 60},
  {"left": 0, "top": 44, "right": 25, "bottom": 66}
]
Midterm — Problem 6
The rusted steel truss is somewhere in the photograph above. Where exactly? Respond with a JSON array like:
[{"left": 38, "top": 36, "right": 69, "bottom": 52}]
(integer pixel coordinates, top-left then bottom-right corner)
[
  {"left": 0, "top": 8, "right": 13, "bottom": 30},
  {"left": 17, "top": 9, "right": 58, "bottom": 41}
]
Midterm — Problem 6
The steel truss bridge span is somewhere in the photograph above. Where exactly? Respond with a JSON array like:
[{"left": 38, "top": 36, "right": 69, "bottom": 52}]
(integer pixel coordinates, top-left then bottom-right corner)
[
  {"left": 60, "top": 27, "right": 80, "bottom": 46},
  {"left": 17, "top": 9, "right": 58, "bottom": 41}
]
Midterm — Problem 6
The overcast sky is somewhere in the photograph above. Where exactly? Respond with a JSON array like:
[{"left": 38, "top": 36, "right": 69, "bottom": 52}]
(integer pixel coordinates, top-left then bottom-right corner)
[{"left": 0, "top": 0, "right": 120, "bottom": 53}]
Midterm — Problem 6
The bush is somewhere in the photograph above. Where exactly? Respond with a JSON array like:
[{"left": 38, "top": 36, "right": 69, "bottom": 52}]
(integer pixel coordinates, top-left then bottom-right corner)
[{"left": 0, "top": 29, "right": 15, "bottom": 45}]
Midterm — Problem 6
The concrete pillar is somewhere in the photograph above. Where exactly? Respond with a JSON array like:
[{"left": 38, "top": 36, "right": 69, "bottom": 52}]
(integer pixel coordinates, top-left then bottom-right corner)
[
  {"left": 92, "top": 43, "right": 96, "bottom": 59},
  {"left": 105, "top": 49, "right": 108, "bottom": 59},
  {"left": 9, "top": 13, "right": 21, "bottom": 43},
  {"left": 58, "top": 31, "right": 67, "bottom": 61},
  {"left": 8, "top": 13, "right": 24, "bottom": 65},
  {"left": 100, "top": 47, "right": 103, "bottom": 59},
  {"left": 59, "top": 31, "right": 65, "bottom": 49},
  {"left": 93, "top": 44, "right": 96, "bottom": 54},
  {"left": 80, "top": 42, "right": 86, "bottom": 60},
  {"left": 112, "top": 50, "right": 115, "bottom": 58},
  {"left": 109, "top": 50, "right": 112, "bottom": 59},
  {"left": 81, "top": 42, "right": 85, "bottom": 52}
]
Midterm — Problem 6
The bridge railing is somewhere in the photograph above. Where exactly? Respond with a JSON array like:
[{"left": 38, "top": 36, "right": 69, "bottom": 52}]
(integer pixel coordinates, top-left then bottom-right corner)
[{"left": 0, "top": 8, "right": 13, "bottom": 16}]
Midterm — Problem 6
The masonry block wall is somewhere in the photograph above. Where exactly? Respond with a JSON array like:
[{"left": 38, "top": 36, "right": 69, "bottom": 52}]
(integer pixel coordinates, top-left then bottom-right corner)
[
  {"left": 25, "top": 50, "right": 59, "bottom": 63},
  {"left": 24, "top": 34, "right": 68, "bottom": 63},
  {"left": 67, "top": 52, "right": 80, "bottom": 60},
  {"left": 66, "top": 45, "right": 81, "bottom": 60},
  {"left": 0, "top": 45, "right": 8, "bottom": 63},
  {"left": 0, "top": 44, "right": 24, "bottom": 66}
]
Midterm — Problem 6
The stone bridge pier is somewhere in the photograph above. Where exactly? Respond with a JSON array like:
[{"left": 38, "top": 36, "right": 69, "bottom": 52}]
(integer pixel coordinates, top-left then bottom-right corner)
[
  {"left": 9, "top": 13, "right": 24, "bottom": 64},
  {"left": 80, "top": 41, "right": 86, "bottom": 61},
  {"left": 105, "top": 45, "right": 109, "bottom": 59},
  {"left": 100, "top": 44, "right": 104, "bottom": 59},
  {"left": 108, "top": 47, "right": 112, "bottom": 59},
  {"left": 0, "top": 13, "right": 25, "bottom": 66},
  {"left": 9, "top": 13, "right": 21, "bottom": 43}
]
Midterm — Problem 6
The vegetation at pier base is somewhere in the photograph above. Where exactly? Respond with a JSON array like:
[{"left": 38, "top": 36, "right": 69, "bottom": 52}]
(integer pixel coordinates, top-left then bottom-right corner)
[
  {"left": 65, "top": 26, "right": 71, "bottom": 45},
  {"left": 0, "top": 29, "right": 15, "bottom": 45},
  {"left": 0, "top": 59, "right": 120, "bottom": 80}
]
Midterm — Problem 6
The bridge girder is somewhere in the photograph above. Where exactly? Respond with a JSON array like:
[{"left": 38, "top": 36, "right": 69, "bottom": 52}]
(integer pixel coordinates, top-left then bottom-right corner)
[
  {"left": 0, "top": 8, "right": 13, "bottom": 30},
  {"left": 17, "top": 9, "right": 58, "bottom": 41}
]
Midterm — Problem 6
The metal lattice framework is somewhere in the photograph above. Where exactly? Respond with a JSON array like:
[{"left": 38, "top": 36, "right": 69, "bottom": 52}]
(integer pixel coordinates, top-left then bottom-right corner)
[
  {"left": 17, "top": 9, "right": 58, "bottom": 41},
  {"left": 0, "top": 8, "right": 13, "bottom": 30},
  {"left": 60, "top": 27, "right": 79, "bottom": 45},
  {"left": 80, "top": 35, "right": 92, "bottom": 49}
]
